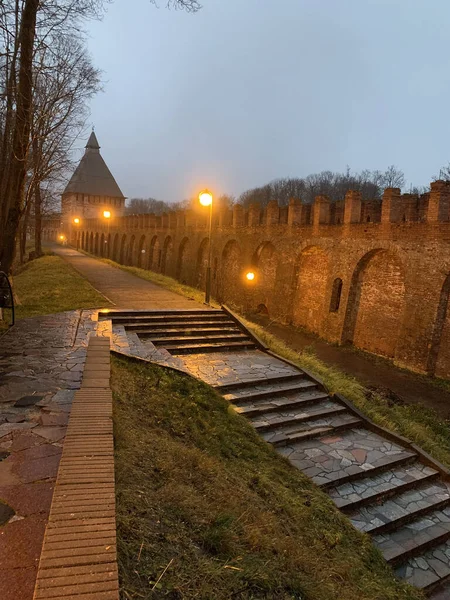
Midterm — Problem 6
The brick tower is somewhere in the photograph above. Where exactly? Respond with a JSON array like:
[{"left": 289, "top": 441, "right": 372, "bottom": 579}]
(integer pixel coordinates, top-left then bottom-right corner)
[{"left": 61, "top": 131, "right": 125, "bottom": 238}]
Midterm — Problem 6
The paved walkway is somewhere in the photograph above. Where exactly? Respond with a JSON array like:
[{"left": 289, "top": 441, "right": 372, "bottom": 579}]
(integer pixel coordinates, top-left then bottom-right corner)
[
  {"left": 51, "top": 245, "right": 198, "bottom": 310},
  {"left": 0, "top": 311, "right": 97, "bottom": 600}
]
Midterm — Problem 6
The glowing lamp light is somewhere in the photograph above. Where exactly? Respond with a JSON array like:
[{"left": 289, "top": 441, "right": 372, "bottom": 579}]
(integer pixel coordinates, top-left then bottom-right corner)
[
  {"left": 199, "top": 190, "right": 213, "bottom": 207},
  {"left": 59, "top": 235, "right": 65, "bottom": 241},
  {"left": 103, "top": 210, "right": 111, "bottom": 219},
  {"left": 73, "top": 217, "right": 80, "bottom": 224},
  {"left": 246, "top": 271, "right": 255, "bottom": 282}
]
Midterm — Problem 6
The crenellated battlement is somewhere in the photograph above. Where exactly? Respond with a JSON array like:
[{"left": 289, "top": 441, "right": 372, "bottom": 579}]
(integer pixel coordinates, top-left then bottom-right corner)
[{"left": 77, "top": 181, "right": 450, "bottom": 234}]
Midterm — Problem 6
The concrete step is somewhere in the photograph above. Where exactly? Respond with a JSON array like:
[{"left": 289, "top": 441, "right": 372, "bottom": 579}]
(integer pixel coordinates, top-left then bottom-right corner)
[
  {"left": 348, "top": 480, "right": 450, "bottom": 535},
  {"left": 251, "top": 400, "right": 346, "bottom": 433},
  {"left": 315, "top": 451, "right": 418, "bottom": 490},
  {"left": 215, "top": 372, "right": 306, "bottom": 393},
  {"left": 141, "top": 327, "right": 242, "bottom": 338},
  {"left": 427, "top": 573, "right": 450, "bottom": 597},
  {"left": 373, "top": 508, "right": 450, "bottom": 566},
  {"left": 165, "top": 340, "right": 257, "bottom": 355},
  {"left": 328, "top": 462, "right": 440, "bottom": 511},
  {"left": 112, "top": 313, "right": 231, "bottom": 325},
  {"left": 152, "top": 334, "right": 250, "bottom": 346},
  {"left": 235, "top": 389, "right": 330, "bottom": 418},
  {"left": 269, "top": 413, "right": 362, "bottom": 447},
  {"left": 224, "top": 379, "right": 314, "bottom": 403},
  {"left": 105, "top": 309, "right": 223, "bottom": 318},
  {"left": 124, "top": 320, "right": 237, "bottom": 330}
]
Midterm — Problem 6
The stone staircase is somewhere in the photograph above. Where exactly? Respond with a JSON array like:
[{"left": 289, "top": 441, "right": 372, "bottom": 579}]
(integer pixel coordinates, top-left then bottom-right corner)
[
  {"left": 215, "top": 371, "right": 450, "bottom": 596},
  {"left": 103, "top": 308, "right": 450, "bottom": 597},
  {"left": 108, "top": 308, "right": 257, "bottom": 354}
]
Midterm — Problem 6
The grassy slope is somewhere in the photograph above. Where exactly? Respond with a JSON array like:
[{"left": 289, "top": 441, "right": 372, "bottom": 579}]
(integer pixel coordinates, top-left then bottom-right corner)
[
  {"left": 11, "top": 254, "right": 109, "bottom": 319},
  {"left": 112, "top": 354, "right": 422, "bottom": 600},
  {"left": 100, "top": 256, "right": 450, "bottom": 469}
]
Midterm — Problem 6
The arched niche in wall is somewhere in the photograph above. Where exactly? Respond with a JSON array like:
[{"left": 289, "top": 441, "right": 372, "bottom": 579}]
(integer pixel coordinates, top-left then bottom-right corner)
[
  {"left": 196, "top": 237, "right": 210, "bottom": 290},
  {"left": 119, "top": 234, "right": 127, "bottom": 264},
  {"left": 161, "top": 236, "right": 173, "bottom": 275},
  {"left": 176, "top": 237, "right": 190, "bottom": 283},
  {"left": 251, "top": 241, "right": 278, "bottom": 315},
  {"left": 148, "top": 235, "right": 160, "bottom": 271},
  {"left": 329, "top": 278, "right": 343, "bottom": 313},
  {"left": 342, "top": 248, "right": 406, "bottom": 359},
  {"left": 137, "top": 235, "right": 146, "bottom": 268},
  {"left": 112, "top": 233, "right": 120, "bottom": 262},
  {"left": 428, "top": 274, "right": 450, "bottom": 378},
  {"left": 126, "top": 235, "right": 136, "bottom": 266},
  {"left": 100, "top": 233, "right": 105, "bottom": 257},
  {"left": 219, "top": 239, "right": 242, "bottom": 304},
  {"left": 293, "top": 245, "right": 330, "bottom": 334}
]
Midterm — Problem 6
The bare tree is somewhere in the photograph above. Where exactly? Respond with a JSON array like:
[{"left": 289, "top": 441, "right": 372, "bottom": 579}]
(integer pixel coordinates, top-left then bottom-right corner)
[
  {"left": 29, "top": 34, "right": 101, "bottom": 256},
  {"left": 0, "top": 0, "right": 201, "bottom": 273},
  {"left": 237, "top": 165, "right": 408, "bottom": 208},
  {"left": 381, "top": 165, "right": 405, "bottom": 189}
]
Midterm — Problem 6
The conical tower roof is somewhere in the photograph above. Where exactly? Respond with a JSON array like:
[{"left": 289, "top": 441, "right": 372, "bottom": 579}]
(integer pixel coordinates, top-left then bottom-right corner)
[{"left": 63, "top": 132, "right": 124, "bottom": 198}]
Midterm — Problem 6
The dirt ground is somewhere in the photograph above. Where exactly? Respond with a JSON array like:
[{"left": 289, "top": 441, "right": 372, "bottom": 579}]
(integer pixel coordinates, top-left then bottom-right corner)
[{"left": 250, "top": 313, "right": 450, "bottom": 421}]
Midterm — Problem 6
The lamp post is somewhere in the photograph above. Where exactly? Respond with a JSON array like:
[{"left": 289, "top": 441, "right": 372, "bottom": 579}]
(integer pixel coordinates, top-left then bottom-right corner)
[
  {"left": 244, "top": 270, "right": 256, "bottom": 314},
  {"left": 199, "top": 190, "right": 213, "bottom": 305},
  {"left": 103, "top": 210, "right": 111, "bottom": 257},
  {"left": 73, "top": 218, "right": 80, "bottom": 251}
]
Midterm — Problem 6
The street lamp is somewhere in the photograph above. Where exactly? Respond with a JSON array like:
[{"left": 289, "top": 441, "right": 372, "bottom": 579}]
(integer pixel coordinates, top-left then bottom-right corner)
[
  {"left": 244, "top": 269, "right": 256, "bottom": 314},
  {"left": 199, "top": 189, "right": 213, "bottom": 304},
  {"left": 73, "top": 218, "right": 80, "bottom": 251},
  {"left": 103, "top": 210, "right": 111, "bottom": 256}
]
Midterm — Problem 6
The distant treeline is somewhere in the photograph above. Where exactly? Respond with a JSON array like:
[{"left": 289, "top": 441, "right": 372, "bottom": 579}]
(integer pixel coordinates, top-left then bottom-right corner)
[{"left": 126, "top": 164, "right": 443, "bottom": 214}]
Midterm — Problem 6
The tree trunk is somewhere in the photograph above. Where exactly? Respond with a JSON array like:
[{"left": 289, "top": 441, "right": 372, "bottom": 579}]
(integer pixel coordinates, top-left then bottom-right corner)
[
  {"left": 34, "top": 183, "right": 42, "bottom": 256},
  {"left": 20, "top": 195, "right": 32, "bottom": 263},
  {"left": 0, "top": 0, "right": 39, "bottom": 273}
]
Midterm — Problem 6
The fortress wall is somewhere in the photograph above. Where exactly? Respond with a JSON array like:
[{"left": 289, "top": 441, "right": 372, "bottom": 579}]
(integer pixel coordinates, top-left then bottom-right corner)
[{"left": 45, "top": 184, "right": 450, "bottom": 379}]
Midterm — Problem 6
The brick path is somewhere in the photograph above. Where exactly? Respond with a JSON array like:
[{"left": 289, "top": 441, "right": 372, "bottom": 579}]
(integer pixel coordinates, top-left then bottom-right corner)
[
  {"left": 34, "top": 336, "right": 118, "bottom": 600},
  {"left": 0, "top": 311, "right": 98, "bottom": 600}
]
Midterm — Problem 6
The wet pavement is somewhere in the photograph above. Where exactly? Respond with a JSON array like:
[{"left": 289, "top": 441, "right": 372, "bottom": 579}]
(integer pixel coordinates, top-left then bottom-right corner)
[{"left": 0, "top": 310, "right": 97, "bottom": 600}]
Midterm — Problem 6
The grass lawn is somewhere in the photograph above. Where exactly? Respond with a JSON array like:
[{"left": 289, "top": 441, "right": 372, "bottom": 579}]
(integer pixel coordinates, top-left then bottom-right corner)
[
  {"left": 10, "top": 254, "right": 110, "bottom": 319},
  {"left": 112, "top": 354, "right": 423, "bottom": 600}
]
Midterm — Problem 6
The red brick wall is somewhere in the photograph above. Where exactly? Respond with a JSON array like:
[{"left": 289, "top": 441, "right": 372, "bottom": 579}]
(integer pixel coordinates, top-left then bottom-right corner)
[
  {"left": 68, "top": 184, "right": 450, "bottom": 379},
  {"left": 352, "top": 251, "right": 405, "bottom": 358}
]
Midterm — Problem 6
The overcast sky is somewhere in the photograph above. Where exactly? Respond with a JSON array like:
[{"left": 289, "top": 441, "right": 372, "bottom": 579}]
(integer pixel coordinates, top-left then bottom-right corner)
[{"left": 85, "top": 0, "right": 450, "bottom": 203}]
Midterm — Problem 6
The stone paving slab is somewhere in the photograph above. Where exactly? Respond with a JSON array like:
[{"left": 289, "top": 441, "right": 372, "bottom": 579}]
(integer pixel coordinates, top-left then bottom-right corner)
[
  {"left": 0, "top": 311, "right": 98, "bottom": 600},
  {"left": 348, "top": 480, "right": 450, "bottom": 534},
  {"left": 277, "top": 428, "right": 416, "bottom": 486},
  {"left": 328, "top": 462, "right": 439, "bottom": 509},
  {"left": 180, "top": 349, "right": 300, "bottom": 386}
]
